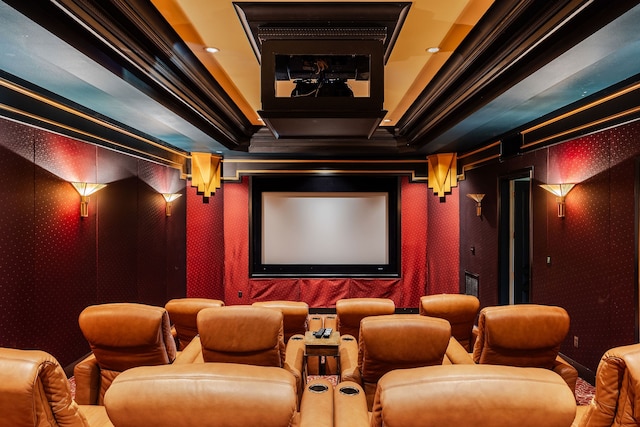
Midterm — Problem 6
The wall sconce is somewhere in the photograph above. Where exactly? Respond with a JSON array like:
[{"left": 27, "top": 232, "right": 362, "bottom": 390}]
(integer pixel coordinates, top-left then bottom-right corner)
[
  {"left": 539, "top": 183, "right": 575, "bottom": 218},
  {"left": 71, "top": 182, "right": 107, "bottom": 217},
  {"left": 162, "top": 193, "right": 182, "bottom": 216},
  {"left": 466, "top": 194, "right": 485, "bottom": 216},
  {"left": 427, "top": 153, "right": 458, "bottom": 198}
]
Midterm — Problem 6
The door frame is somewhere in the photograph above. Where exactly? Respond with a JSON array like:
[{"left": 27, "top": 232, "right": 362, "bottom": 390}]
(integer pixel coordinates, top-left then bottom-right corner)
[{"left": 498, "top": 168, "right": 533, "bottom": 305}]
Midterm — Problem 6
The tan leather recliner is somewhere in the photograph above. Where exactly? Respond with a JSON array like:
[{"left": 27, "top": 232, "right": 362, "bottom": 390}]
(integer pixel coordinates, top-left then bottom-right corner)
[
  {"left": 334, "top": 364, "right": 577, "bottom": 427},
  {"left": 104, "top": 362, "right": 333, "bottom": 427},
  {"left": 165, "top": 297, "right": 225, "bottom": 349},
  {"left": 252, "top": 300, "right": 309, "bottom": 343},
  {"left": 0, "top": 347, "right": 111, "bottom": 427},
  {"left": 324, "top": 298, "right": 396, "bottom": 375},
  {"left": 469, "top": 304, "right": 579, "bottom": 394},
  {"left": 573, "top": 343, "right": 640, "bottom": 427},
  {"left": 333, "top": 298, "right": 396, "bottom": 341},
  {"left": 419, "top": 293, "right": 480, "bottom": 351},
  {"left": 176, "top": 305, "right": 305, "bottom": 404},
  {"left": 74, "top": 303, "right": 177, "bottom": 405},
  {"left": 339, "top": 314, "right": 451, "bottom": 410}
]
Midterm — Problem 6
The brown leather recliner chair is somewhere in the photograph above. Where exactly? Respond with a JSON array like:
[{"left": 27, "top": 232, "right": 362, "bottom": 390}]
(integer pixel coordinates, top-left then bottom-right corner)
[
  {"left": 573, "top": 343, "right": 640, "bottom": 426},
  {"left": 165, "top": 297, "right": 225, "bottom": 349},
  {"left": 0, "top": 347, "right": 111, "bottom": 427},
  {"left": 104, "top": 363, "right": 333, "bottom": 427},
  {"left": 339, "top": 314, "right": 451, "bottom": 410},
  {"left": 323, "top": 298, "right": 396, "bottom": 375},
  {"left": 334, "top": 364, "right": 577, "bottom": 427},
  {"left": 74, "top": 303, "right": 177, "bottom": 405},
  {"left": 176, "top": 305, "right": 305, "bottom": 404},
  {"left": 332, "top": 298, "right": 396, "bottom": 341},
  {"left": 419, "top": 293, "right": 480, "bottom": 351},
  {"left": 252, "top": 300, "right": 309, "bottom": 343},
  {"left": 464, "top": 304, "right": 579, "bottom": 394}
]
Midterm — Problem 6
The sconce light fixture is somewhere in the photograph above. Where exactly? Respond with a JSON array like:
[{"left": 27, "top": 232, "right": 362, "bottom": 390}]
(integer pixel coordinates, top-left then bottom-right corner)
[
  {"left": 539, "top": 183, "right": 575, "bottom": 218},
  {"left": 161, "top": 193, "right": 182, "bottom": 216},
  {"left": 427, "top": 153, "right": 458, "bottom": 198},
  {"left": 71, "top": 182, "right": 107, "bottom": 217},
  {"left": 466, "top": 193, "right": 485, "bottom": 216}
]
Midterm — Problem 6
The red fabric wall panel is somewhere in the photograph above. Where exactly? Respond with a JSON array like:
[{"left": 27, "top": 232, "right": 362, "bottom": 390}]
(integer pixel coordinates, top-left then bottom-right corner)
[
  {"left": 186, "top": 183, "right": 224, "bottom": 299},
  {"left": 299, "top": 279, "right": 350, "bottom": 307},
  {"left": 426, "top": 187, "right": 460, "bottom": 295}
]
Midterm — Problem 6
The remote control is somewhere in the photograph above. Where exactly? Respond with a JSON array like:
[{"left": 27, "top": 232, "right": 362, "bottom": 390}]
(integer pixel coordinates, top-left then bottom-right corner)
[
  {"left": 322, "top": 328, "right": 332, "bottom": 338},
  {"left": 314, "top": 328, "right": 325, "bottom": 338}
]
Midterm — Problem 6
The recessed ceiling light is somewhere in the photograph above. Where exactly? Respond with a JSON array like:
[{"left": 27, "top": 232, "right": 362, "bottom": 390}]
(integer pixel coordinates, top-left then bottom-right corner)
[
  {"left": 426, "top": 47, "right": 440, "bottom": 54},
  {"left": 205, "top": 46, "right": 219, "bottom": 53},
  {"left": 383, "top": 119, "right": 392, "bottom": 122}
]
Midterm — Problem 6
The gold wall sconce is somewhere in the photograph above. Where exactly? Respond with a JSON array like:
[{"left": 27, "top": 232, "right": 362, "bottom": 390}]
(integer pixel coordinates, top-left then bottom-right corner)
[
  {"left": 539, "top": 183, "right": 575, "bottom": 218},
  {"left": 466, "top": 193, "right": 485, "bottom": 216},
  {"left": 427, "top": 153, "right": 458, "bottom": 198},
  {"left": 162, "top": 193, "right": 182, "bottom": 216},
  {"left": 71, "top": 182, "right": 107, "bottom": 217}
]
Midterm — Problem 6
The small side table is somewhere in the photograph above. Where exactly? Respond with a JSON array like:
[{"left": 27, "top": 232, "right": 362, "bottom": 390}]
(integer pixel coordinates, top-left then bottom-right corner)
[{"left": 304, "top": 330, "right": 340, "bottom": 381}]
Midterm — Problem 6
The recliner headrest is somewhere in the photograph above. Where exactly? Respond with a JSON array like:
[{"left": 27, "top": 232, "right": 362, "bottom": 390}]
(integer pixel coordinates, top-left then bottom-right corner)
[{"left": 79, "top": 303, "right": 176, "bottom": 371}]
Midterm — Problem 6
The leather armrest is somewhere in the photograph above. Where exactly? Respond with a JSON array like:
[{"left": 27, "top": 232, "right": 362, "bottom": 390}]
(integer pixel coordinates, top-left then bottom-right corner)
[
  {"left": 572, "top": 405, "right": 590, "bottom": 427},
  {"left": 74, "top": 354, "right": 101, "bottom": 405},
  {"left": 78, "top": 405, "right": 113, "bottom": 427},
  {"left": 334, "top": 381, "right": 369, "bottom": 427},
  {"left": 299, "top": 378, "right": 334, "bottom": 427},
  {"left": 553, "top": 356, "right": 578, "bottom": 394},
  {"left": 173, "top": 336, "right": 204, "bottom": 364},
  {"left": 338, "top": 335, "right": 360, "bottom": 384},
  {"left": 284, "top": 334, "right": 306, "bottom": 403},
  {"left": 444, "top": 337, "right": 475, "bottom": 365}
]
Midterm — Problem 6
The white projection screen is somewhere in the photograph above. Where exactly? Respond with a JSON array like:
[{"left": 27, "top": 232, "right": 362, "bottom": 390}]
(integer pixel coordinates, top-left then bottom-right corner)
[
  {"left": 262, "top": 192, "right": 388, "bottom": 265},
  {"left": 250, "top": 175, "right": 400, "bottom": 277}
]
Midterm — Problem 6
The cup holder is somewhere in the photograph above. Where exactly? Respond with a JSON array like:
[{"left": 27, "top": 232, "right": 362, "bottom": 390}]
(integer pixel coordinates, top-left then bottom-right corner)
[
  {"left": 308, "top": 383, "right": 329, "bottom": 393},
  {"left": 291, "top": 336, "right": 303, "bottom": 341},
  {"left": 343, "top": 336, "right": 355, "bottom": 341},
  {"left": 339, "top": 385, "right": 360, "bottom": 396}
]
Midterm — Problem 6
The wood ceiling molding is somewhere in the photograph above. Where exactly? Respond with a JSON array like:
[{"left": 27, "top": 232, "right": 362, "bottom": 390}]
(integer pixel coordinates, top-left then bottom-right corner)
[
  {"left": 4, "top": 0, "right": 256, "bottom": 150},
  {"left": 398, "top": 0, "right": 640, "bottom": 150}
]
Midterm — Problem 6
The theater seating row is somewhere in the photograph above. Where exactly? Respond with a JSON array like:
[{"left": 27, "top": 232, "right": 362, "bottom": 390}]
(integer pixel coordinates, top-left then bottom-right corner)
[
  {"left": 2, "top": 343, "right": 640, "bottom": 426},
  {"left": 0, "top": 295, "right": 628, "bottom": 425}
]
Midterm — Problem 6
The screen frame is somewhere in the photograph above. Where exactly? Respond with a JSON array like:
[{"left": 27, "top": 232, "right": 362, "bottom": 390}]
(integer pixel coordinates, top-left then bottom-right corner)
[{"left": 250, "top": 175, "right": 400, "bottom": 278}]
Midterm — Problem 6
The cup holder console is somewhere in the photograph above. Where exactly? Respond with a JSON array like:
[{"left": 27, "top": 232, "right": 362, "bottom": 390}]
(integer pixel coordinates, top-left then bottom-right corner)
[
  {"left": 339, "top": 385, "right": 360, "bottom": 396},
  {"left": 308, "top": 383, "right": 329, "bottom": 393}
]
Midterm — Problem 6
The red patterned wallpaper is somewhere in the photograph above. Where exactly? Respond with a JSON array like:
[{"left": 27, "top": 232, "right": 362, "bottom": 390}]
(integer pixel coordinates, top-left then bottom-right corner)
[
  {"left": 459, "top": 119, "right": 640, "bottom": 373},
  {"left": 0, "top": 117, "right": 186, "bottom": 367},
  {"left": 427, "top": 187, "right": 460, "bottom": 294},
  {"left": 185, "top": 181, "right": 224, "bottom": 299}
]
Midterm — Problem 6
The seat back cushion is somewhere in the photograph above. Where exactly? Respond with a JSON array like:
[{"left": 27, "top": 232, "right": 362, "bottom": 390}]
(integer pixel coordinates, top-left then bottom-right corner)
[
  {"left": 165, "top": 298, "right": 224, "bottom": 347},
  {"left": 359, "top": 315, "right": 451, "bottom": 384},
  {"left": 0, "top": 348, "right": 89, "bottom": 427},
  {"left": 104, "top": 363, "right": 297, "bottom": 427},
  {"left": 197, "top": 306, "right": 285, "bottom": 367},
  {"left": 79, "top": 303, "right": 177, "bottom": 372},
  {"left": 371, "top": 364, "right": 576, "bottom": 427},
  {"left": 419, "top": 294, "right": 479, "bottom": 349},
  {"left": 576, "top": 343, "right": 640, "bottom": 427},
  {"left": 252, "top": 301, "right": 309, "bottom": 342},
  {"left": 335, "top": 298, "right": 395, "bottom": 340},
  {"left": 473, "top": 304, "right": 569, "bottom": 369}
]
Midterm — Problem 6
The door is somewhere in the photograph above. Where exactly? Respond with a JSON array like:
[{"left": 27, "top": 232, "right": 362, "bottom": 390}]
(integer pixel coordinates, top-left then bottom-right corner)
[{"left": 499, "top": 171, "right": 532, "bottom": 305}]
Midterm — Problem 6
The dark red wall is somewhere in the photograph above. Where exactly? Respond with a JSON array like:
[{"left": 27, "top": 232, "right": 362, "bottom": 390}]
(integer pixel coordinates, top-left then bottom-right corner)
[
  {"left": 0, "top": 117, "right": 186, "bottom": 367},
  {"left": 459, "top": 120, "right": 640, "bottom": 373}
]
